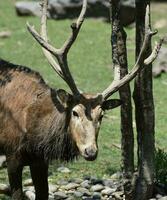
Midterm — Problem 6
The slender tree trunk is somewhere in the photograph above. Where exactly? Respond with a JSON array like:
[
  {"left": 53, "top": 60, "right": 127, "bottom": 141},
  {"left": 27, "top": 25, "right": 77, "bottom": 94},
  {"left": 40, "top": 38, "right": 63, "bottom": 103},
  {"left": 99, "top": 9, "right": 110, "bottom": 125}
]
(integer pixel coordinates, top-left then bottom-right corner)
[
  {"left": 133, "top": 1, "right": 155, "bottom": 199},
  {"left": 110, "top": 1, "right": 134, "bottom": 199}
]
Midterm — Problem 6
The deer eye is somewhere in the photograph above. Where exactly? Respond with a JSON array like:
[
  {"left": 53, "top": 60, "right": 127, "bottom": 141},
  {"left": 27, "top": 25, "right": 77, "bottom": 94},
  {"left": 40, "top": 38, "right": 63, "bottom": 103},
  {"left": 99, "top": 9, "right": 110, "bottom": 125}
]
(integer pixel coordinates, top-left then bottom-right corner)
[{"left": 72, "top": 110, "right": 79, "bottom": 117}]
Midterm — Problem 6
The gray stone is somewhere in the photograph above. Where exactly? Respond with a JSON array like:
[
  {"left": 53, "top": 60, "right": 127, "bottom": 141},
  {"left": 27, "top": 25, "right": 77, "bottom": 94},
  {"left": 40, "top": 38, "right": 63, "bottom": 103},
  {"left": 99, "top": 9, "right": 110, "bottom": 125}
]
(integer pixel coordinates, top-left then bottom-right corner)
[
  {"left": 0, "top": 184, "right": 10, "bottom": 195},
  {"left": 91, "top": 177, "right": 103, "bottom": 185},
  {"left": 112, "top": 191, "right": 124, "bottom": 200},
  {"left": 57, "top": 166, "right": 71, "bottom": 173},
  {"left": 90, "top": 184, "right": 104, "bottom": 192},
  {"left": 81, "top": 180, "right": 91, "bottom": 189},
  {"left": 159, "top": 197, "right": 167, "bottom": 200},
  {"left": 15, "top": 1, "right": 41, "bottom": 17},
  {"left": 15, "top": 0, "right": 135, "bottom": 26},
  {"left": 101, "top": 187, "right": 116, "bottom": 195},
  {"left": 157, "top": 194, "right": 163, "bottom": 199},
  {"left": 78, "top": 187, "right": 91, "bottom": 196},
  {"left": 23, "top": 179, "right": 33, "bottom": 186},
  {"left": 49, "top": 184, "right": 58, "bottom": 193},
  {"left": 74, "top": 191, "right": 83, "bottom": 198},
  {"left": 24, "top": 190, "right": 36, "bottom": 200},
  {"left": 54, "top": 191, "right": 68, "bottom": 199},
  {"left": 92, "top": 192, "right": 101, "bottom": 199},
  {"left": 110, "top": 172, "right": 122, "bottom": 181},
  {"left": 102, "top": 179, "right": 114, "bottom": 188},
  {"left": 63, "top": 182, "right": 79, "bottom": 190}
]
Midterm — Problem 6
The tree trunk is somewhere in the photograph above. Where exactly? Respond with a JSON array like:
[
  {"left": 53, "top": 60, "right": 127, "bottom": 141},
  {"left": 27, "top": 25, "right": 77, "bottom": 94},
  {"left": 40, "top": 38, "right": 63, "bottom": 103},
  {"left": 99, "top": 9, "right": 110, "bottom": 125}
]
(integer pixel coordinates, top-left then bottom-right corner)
[
  {"left": 110, "top": 1, "right": 134, "bottom": 199},
  {"left": 133, "top": 1, "right": 155, "bottom": 199}
]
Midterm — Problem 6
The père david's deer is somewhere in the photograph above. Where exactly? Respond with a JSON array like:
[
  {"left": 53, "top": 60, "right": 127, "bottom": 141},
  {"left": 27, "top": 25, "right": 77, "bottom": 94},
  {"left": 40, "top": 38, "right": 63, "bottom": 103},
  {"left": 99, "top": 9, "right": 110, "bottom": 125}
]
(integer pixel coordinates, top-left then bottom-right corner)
[{"left": 0, "top": 0, "right": 162, "bottom": 199}]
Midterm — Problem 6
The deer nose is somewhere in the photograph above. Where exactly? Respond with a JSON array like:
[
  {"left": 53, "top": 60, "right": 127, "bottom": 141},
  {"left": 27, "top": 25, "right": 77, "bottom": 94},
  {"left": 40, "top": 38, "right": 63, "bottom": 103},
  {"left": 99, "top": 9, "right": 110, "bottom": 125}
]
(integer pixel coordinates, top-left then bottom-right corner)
[{"left": 84, "top": 147, "right": 98, "bottom": 161}]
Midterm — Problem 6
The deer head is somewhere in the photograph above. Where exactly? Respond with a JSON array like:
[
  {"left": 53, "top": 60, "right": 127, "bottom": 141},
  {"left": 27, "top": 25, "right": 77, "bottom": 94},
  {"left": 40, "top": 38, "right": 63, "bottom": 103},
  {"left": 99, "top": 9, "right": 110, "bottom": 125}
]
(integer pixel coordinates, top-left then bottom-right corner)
[{"left": 27, "top": 0, "right": 162, "bottom": 161}]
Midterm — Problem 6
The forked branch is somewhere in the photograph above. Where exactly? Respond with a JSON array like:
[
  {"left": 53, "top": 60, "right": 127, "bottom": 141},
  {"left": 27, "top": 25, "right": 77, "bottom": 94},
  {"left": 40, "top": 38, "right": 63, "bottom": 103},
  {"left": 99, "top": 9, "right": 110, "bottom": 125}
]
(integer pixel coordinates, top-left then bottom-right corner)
[
  {"left": 27, "top": 0, "right": 88, "bottom": 95},
  {"left": 102, "top": 5, "right": 163, "bottom": 100}
]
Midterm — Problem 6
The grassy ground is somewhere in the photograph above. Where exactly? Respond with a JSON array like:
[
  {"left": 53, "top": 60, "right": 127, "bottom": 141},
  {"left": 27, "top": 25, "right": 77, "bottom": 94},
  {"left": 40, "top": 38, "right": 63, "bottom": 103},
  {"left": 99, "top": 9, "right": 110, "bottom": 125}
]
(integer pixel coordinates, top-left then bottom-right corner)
[{"left": 0, "top": 1, "right": 167, "bottom": 198}]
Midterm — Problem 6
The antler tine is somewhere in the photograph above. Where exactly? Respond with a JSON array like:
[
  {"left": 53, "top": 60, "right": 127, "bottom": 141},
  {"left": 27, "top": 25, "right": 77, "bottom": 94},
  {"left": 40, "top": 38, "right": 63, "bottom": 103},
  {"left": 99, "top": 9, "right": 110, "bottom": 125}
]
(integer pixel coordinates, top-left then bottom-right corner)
[
  {"left": 102, "top": 4, "right": 163, "bottom": 100},
  {"left": 40, "top": 0, "right": 64, "bottom": 80},
  {"left": 61, "top": 0, "right": 87, "bottom": 54},
  {"left": 27, "top": 0, "right": 88, "bottom": 95}
]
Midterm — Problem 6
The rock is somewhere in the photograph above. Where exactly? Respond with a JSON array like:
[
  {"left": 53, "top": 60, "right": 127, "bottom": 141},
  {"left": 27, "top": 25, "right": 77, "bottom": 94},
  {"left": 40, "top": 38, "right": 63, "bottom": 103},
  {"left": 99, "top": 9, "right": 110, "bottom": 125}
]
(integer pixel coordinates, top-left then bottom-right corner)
[
  {"left": 15, "top": 0, "right": 135, "bottom": 26},
  {"left": 112, "top": 191, "right": 124, "bottom": 200},
  {"left": 102, "top": 179, "right": 114, "bottom": 188},
  {"left": 57, "top": 166, "right": 71, "bottom": 173},
  {"left": 49, "top": 184, "right": 58, "bottom": 193},
  {"left": 159, "top": 197, "right": 167, "bottom": 200},
  {"left": 23, "top": 179, "right": 33, "bottom": 186},
  {"left": 63, "top": 182, "right": 79, "bottom": 190},
  {"left": 73, "top": 191, "right": 83, "bottom": 198},
  {"left": 92, "top": 192, "right": 101, "bottom": 199},
  {"left": 153, "top": 47, "right": 167, "bottom": 77},
  {"left": 54, "top": 191, "right": 68, "bottom": 199},
  {"left": 77, "top": 187, "right": 91, "bottom": 196},
  {"left": 0, "top": 31, "right": 12, "bottom": 39},
  {"left": 24, "top": 190, "right": 36, "bottom": 200},
  {"left": 91, "top": 177, "right": 103, "bottom": 185},
  {"left": 0, "top": 184, "right": 10, "bottom": 195},
  {"left": 90, "top": 184, "right": 104, "bottom": 192},
  {"left": 69, "top": 178, "right": 83, "bottom": 184},
  {"left": 49, "top": 195, "right": 54, "bottom": 200},
  {"left": 110, "top": 172, "right": 122, "bottom": 181},
  {"left": 156, "top": 194, "right": 163, "bottom": 199},
  {"left": 81, "top": 180, "right": 91, "bottom": 189},
  {"left": 101, "top": 187, "right": 116, "bottom": 195},
  {"left": 15, "top": 1, "right": 41, "bottom": 17}
]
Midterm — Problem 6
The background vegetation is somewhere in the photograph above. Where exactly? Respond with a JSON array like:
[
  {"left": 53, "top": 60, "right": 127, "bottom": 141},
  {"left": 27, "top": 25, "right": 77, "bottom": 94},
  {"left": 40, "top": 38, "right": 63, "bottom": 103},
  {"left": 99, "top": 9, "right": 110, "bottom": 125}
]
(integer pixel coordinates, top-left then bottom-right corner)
[{"left": 0, "top": 0, "right": 167, "bottom": 199}]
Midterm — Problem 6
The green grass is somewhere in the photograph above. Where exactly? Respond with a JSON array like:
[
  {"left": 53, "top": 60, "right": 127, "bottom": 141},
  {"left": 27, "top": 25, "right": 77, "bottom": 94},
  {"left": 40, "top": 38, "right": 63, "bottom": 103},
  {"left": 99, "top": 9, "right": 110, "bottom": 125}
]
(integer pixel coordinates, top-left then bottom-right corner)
[{"left": 0, "top": 0, "right": 167, "bottom": 196}]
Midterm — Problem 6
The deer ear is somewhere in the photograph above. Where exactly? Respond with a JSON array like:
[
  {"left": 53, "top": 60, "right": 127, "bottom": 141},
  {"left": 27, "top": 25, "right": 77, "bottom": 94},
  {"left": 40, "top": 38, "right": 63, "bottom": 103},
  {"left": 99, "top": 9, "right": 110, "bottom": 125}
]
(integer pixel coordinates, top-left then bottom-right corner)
[
  {"left": 56, "top": 89, "right": 72, "bottom": 107},
  {"left": 102, "top": 99, "right": 122, "bottom": 110}
]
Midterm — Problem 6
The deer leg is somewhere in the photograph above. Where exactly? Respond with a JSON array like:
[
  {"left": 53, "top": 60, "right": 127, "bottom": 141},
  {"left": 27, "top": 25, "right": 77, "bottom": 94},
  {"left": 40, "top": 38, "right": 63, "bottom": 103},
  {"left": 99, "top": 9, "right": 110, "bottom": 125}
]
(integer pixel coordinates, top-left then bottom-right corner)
[
  {"left": 30, "top": 160, "right": 49, "bottom": 200},
  {"left": 6, "top": 156, "right": 23, "bottom": 200}
]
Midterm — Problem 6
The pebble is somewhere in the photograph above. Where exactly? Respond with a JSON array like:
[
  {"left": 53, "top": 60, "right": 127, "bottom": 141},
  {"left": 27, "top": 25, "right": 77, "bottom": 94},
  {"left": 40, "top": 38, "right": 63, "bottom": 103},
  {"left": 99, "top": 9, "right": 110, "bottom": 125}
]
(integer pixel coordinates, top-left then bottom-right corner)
[
  {"left": 81, "top": 180, "right": 91, "bottom": 189},
  {"left": 159, "top": 197, "right": 167, "bottom": 200},
  {"left": 101, "top": 187, "right": 116, "bottom": 195},
  {"left": 49, "top": 184, "right": 58, "bottom": 193},
  {"left": 24, "top": 179, "right": 33, "bottom": 186},
  {"left": 74, "top": 191, "right": 83, "bottom": 198},
  {"left": 0, "top": 184, "right": 10, "bottom": 195},
  {"left": 24, "top": 190, "right": 35, "bottom": 200},
  {"left": 54, "top": 191, "right": 68, "bottom": 199},
  {"left": 78, "top": 187, "right": 91, "bottom": 196},
  {"left": 57, "top": 166, "right": 71, "bottom": 173},
  {"left": 63, "top": 182, "right": 79, "bottom": 190},
  {"left": 102, "top": 179, "right": 114, "bottom": 188},
  {"left": 91, "top": 184, "right": 104, "bottom": 192},
  {"left": 92, "top": 192, "right": 101, "bottom": 199}
]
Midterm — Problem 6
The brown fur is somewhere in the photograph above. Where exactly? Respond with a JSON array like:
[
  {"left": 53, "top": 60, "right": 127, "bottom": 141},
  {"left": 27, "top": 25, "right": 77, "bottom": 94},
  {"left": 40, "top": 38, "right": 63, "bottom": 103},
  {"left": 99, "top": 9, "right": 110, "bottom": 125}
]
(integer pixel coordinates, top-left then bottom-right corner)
[{"left": 0, "top": 59, "right": 78, "bottom": 162}]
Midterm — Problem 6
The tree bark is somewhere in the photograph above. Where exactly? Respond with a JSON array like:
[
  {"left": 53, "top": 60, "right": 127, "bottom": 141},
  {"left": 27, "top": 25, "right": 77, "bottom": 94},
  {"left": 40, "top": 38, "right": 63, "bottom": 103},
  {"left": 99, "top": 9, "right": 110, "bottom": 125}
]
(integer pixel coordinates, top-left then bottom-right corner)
[
  {"left": 133, "top": 1, "right": 155, "bottom": 199},
  {"left": 110, "top": 1, "right": 134, "bottom": 199}
]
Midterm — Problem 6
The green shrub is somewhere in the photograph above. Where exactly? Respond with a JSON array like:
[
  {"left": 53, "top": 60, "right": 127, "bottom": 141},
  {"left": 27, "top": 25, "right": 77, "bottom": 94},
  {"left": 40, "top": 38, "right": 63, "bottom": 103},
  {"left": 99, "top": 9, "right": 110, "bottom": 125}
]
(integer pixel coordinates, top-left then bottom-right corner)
[{"left": 155, "top": 148, "right": 167, "bottom": 186}]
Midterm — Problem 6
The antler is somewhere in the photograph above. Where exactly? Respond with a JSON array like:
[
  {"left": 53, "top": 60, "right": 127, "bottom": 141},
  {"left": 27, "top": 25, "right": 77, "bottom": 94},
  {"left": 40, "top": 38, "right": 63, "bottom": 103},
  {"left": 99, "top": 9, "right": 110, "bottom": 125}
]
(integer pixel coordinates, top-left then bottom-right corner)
[
  {"left": 27, "top": 0, "right": 88, "bottom": 95},
  {"left": 102, "top": 5, "right": 163, "bottom": 100}
]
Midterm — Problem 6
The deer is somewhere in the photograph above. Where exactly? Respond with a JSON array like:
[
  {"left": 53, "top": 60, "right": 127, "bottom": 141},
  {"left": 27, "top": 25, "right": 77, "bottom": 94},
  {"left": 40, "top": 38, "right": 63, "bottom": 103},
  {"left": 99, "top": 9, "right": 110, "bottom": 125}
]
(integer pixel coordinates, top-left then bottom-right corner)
[{"left": 0, "top": 0, "right": 162, "bottom": 199}]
